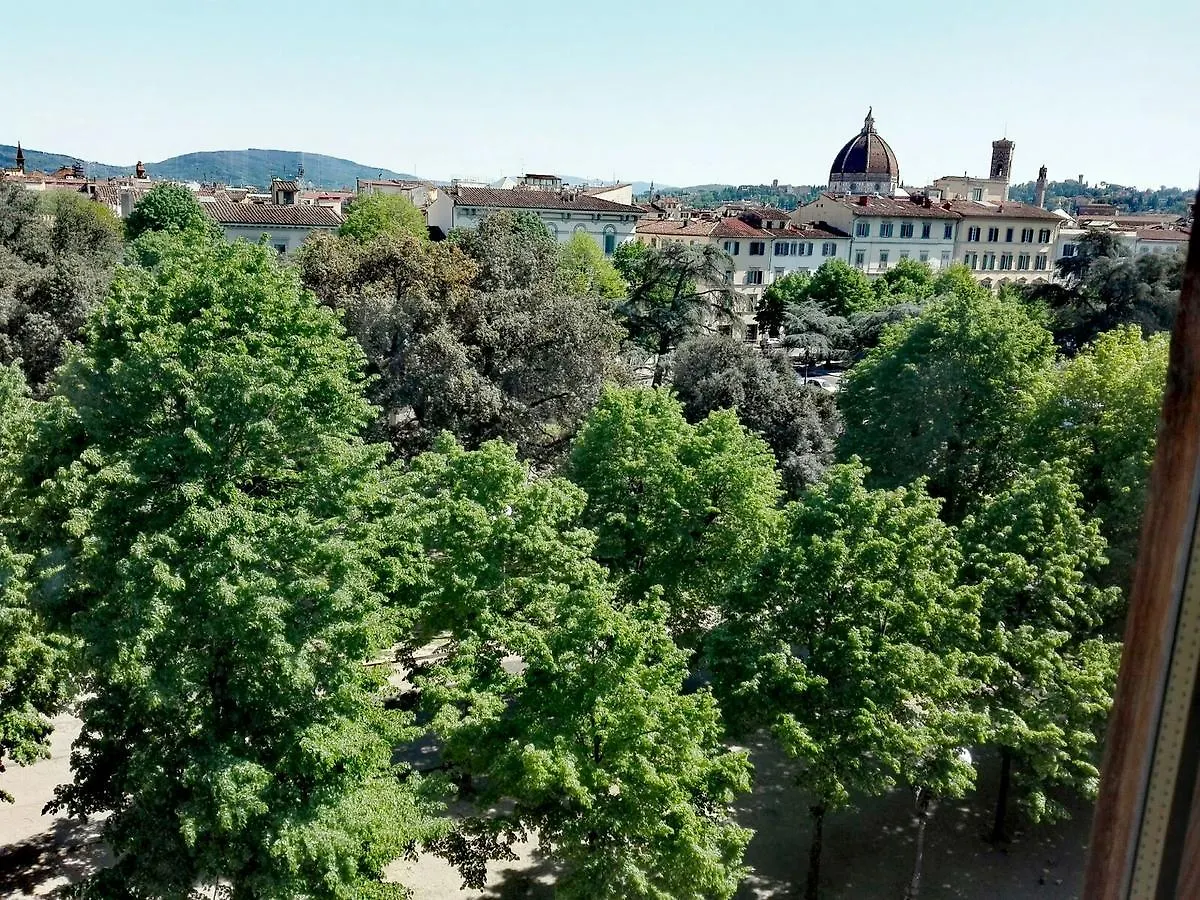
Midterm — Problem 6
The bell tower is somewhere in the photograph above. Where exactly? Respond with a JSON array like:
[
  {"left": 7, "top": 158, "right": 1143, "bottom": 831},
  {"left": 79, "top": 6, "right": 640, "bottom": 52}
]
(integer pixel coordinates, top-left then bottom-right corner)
[{"left": 15, "top": 141, "right": 25, "bottom": 174}]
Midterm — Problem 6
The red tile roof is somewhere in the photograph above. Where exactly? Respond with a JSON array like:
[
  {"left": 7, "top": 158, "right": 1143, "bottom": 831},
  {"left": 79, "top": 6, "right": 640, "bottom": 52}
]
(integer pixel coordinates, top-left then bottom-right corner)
[
  {"left": 945, "top": 199, "right": 1063, "bottom": 221},
  {"left": 1136, "top": 228, "right": 1190, "bottom": 242},
  {"left": 204, "top": 200, "right": 342, "bottom": 227},
  {"left": 711, "top": 218, "right": 769, "bottom": 238},
  {"left": 636, "top": 219, "right": 719, "bottom": 237},
  {"left": 451, "top": 186, "right": 644, "bottom": 214},
  {"left": 818, "top": 193, "right": 963, "bottom": 219}
]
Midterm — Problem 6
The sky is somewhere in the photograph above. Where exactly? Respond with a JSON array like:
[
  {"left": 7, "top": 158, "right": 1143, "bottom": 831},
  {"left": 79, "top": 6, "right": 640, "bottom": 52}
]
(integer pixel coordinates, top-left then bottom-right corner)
[{"left": 8, "top": 0, "right": 1200, "bottom": 189}]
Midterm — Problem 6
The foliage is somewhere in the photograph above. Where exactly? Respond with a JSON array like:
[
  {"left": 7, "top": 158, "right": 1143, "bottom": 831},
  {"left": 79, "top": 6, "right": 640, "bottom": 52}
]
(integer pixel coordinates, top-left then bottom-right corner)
[
  {"left": 124, "top": 182, "right": 214, "bottom": 239},
  {"left": 709, "top": 461, "right": 983, "bottom": 896},
  {"left": 960, "top": 461, "right": 1122, "bottom": 831},
  {"left": 873, "top": 257, "right": 936, "bottom": 304},
  {"left": 756, "top": 271, "right": 809, "bottom": 337},
  {"left": 299, "top": 211, "right": 621, "bottom": 462},
  {"left": 839, "top": 285, "right": 1056, "bottom": 522},
  {"left": 1006, "top": 179, "right": 1193, "bottom": 215},
  {"left": 614, "top": 241, "right": 736, "bottom": 386},
  {"left": 339, "top": 192, "right": 429, "bottom": 243},
  {"left": 0, "top": 183, "right": 122, "bottom": 391},
  {"left": 396, "top": 436, "right": 752, "bottom": 899},
  {"left": 567, "top": 387, "right": 781, "bottom": 641},
  {"left": 0, "top": 365, "right": 72, "bottom": 802},
  {"left": 800, "top": 258, "right": 877, "bottom": 317},
  {"left": 19, "top": 231, "right": 444, "bottom": 897},
  {"left": 560, "top": 231, "right": 627, "bottom": 299},
  {"left": 1024, "top": 326, "right": 1169, "bottom": 589},
  {"left": 671, "top": 334, "right": 841, "bottom": 495},
  {"left": 781, "top": 301, "right": 849, "bottom": 375},
  {"left": 1030, "top": 230, "right": 1182, "bottom": 349},
  {"left": 847, "top": 301, "right": 923, "bottom": 355}
]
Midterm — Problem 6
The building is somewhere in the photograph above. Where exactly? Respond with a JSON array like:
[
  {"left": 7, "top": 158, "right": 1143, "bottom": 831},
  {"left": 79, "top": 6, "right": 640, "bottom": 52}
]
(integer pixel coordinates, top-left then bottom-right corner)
[
  {"left": 636, "top": 209, "right": 851, "bottom": 341},
  {"left": 796, "top": 193, "right": 960, "bottom": 275},
  {"left": 947, "top": 198, "right": 1062, "bottom": 283},
  {"left": 827, "top": 109, "right": 901, "bottom": 197},
  {"left": 1135, "top": 227, "right": 1191, "bottom": 256},
  {"left": 203, "top": 200, "right": 342, "bottom": 253},
  {"left": 930, "top": 138, "right": 1015, "bottom": 203},
  {"left": 427, "top": 181, "right": 644, "bottom": 254},
  {"left": 356, "top": 178, "right": 437, "bottom": 210}
]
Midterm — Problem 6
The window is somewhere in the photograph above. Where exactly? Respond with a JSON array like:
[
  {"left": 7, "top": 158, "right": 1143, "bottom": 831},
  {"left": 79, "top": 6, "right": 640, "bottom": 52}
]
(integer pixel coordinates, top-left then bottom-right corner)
[
  {"left": 1035, "top": 254, "right": 1048, "bottom": 270},
  {"left": 967, "top": 226, "right": 981, "bottom": 242},
  {"left": 919, "top": 250, "right": 929, "bottom": 262},
  {"left": 1061, "top": 243, "right": 1077, "bottom": 258},
  {"left": 745, "top": 323, "right": 759, "bottom": 343},
  {"left": 850, "top": 183, "right": 859, "bottom": 193},
  {"left": 746, "top": 269, "right": 763, "bottom": 285},
  {"left": 999, "top": 253, "right": 1013, "bottom": 270},
  {"left": 982, "top": 252, "right": 996, "bottom": 270},
  {"left": 1004, "top": 227, "right": 1014, "bottom": 242},
  {"left": 1038, "top": 228, "right": 1052, "bottom": 243},
  {"left": 899, "top": 221, "right": 914, "bottom": 238},
  {"left": 774, "top": 242, "right": 789, "bottom": 256},
  {"left": 878, "top": 250, "right": 890, "bottom": 270},
  {"left": 940, "top": 250, "right": 952, "bottom": 266},
  {"left": 822, "top": 242, "right": 836, "bottom": 256},
  {"left": 724, "top": 270, "right": 733, "bottom": 283},
  {"left": 806, "top": 242, "right": 814, "bottom": 256},
  {"left": 1021, "top": 227, "right": 1034, "bottom": 243},
  {"left": 718, "top": 324, "right": 733, "bottom": 338},
  {"left": 855, "top": 249, "right": 866, "bottom": 268},
  {"left": 724, "top": 241, "right": 740, "bottom": 255},
  {"left": 273, "top": 242, "right": 287, "bottom": 254},
  {"left": 603, "top": 226, "right": 616, "bottom": 256},
  {"left": 874, "top": 182, "right": 881, "bottom": 192},
  {"left": 964, "top": 252, "right": 978, "bottom": 270},
  {"left": 1017, "top": 253, "right": 1030, "bottom": 270},
  {"left": 650, "top": 237, "right": 658, "bottom": 247},
  {"left": 921, "top": 222, "right": 932, "bottom": 239},
  {"left": 749, "top": 241, "right": 765, "bottom": 256},
  {"left": 879, "top": 222, "right": 895, "bottom": 238},
  {"left": 774, "top": 267, "right": 784, "bottom": 279},
  {"left": 944, "top": 223, "right": 953, "bottom": 240},
  {"left": 987, "top": 227, "right": 1000, "bottom": 242},
  {"left": 970, "top": 188, "right": 983, "bottom": 201},
  {"left": 855, "top": 221, "right": 870, "bottom": 237}
]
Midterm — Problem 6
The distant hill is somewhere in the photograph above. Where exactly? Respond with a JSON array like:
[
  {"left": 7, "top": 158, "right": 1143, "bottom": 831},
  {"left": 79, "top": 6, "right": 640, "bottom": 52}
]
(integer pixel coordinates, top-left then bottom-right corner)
[
  {"left": 1007, "top": 179, "right": 1193, "bottom": 215},
  {"left": 0, "top": 144, "right": 415, "bottom": 189}
]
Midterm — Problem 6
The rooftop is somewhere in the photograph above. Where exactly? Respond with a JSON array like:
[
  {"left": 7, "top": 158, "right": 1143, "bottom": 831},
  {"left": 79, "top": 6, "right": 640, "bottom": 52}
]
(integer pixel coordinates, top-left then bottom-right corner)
[
  {"left": 815, "top": 193, "right": 963, "bottom": 219},
  {"left": 203, "top": 200, "right": 342, "bottom": 227},
  {"left": 450, "top": 185, "right": 644, "bottom": 214},
  {"left": 944, "top": 199, "right": 1063, "bottom": 221}
]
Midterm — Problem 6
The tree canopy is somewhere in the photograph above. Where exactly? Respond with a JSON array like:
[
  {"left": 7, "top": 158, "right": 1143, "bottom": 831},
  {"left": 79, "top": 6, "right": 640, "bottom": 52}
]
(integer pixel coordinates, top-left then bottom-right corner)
[
  {"left": 339, "top": 192, "right": 430, "bottom": 244},
  {"left": 18, "top": 230, "right": 444, "bottom": 897},
  {"left": 124, "top": 182, "right": 214, "bottom": 239},
  {"left": 560, "top": 230, "right": 627, "bottom": 299},
  {"left": 839, "top": 283, "right": 1056, "bottom": 522}
]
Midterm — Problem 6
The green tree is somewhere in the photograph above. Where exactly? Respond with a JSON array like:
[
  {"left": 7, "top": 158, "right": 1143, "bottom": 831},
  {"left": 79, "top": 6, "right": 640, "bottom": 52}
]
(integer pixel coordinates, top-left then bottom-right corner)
[
  {"left": 124, "top": 182, "right": 213, "bottom": 239},
  {"left": 781, "top": 300, "right": 849, "bottom": 379},
  {"left": 614, "top": 241, "right": 736, "bottom": 386},
  {"left": 709, "top": 462, "right": 983, "bottom": 900},
  {"left": 1025, "top": 326, "right": 1168, "bottom": 589},
  {"left": 671, "top": 333, "right": 841, "bottom": 495},
  {"left": 847, "top": 301, "right": 923, "bottom": 355},
  {"left": 960, "top": 461, "right": 1122, "bottom": 840},
  {"left": 0, "top": 183, "right": 123, "bottom": 391},
  {"left": 394, "top": 436, "right": 752, "bottom": 899},
  {"left": 839, "top": 286, "right": 1056, "bottom": 522},
  {"left": 560, "top": 230, "right": 627, "bottom": 299},
  {"left": 873, "top": 257, "right": 935, "bottom": 304},
  {"left": 0, "top": 365, "right": 72, "bottom": 802},
  {"left": 801, "top": 258, "right": 876, "bottom": 317},
  {"left": 339, "top": 192, "right": 429, "bottom": 243},
  {"left": 567, "top": 387, "right": 781, "bottom": 642},
  {"left": 20, "top": 231, "right": 444, "bottom": 897},
  {"left": 299, "top": 212, "right": 620, "bottom": 461},
  {"left": 756, "top": 271, "right": 809, "bottom": 337}
]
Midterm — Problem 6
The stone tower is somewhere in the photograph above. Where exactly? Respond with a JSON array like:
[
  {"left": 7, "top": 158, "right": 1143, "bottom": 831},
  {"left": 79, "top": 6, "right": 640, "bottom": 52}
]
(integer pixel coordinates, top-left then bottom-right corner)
[
  {"left": 990, "top": 138, "right": 1014, "bottom": 181},
  {"left": 15, "top": 141, "right": 25, "bottom": 174},
  {"left": 1035, "top": 165, "right": 1048, "bottom": 208}
]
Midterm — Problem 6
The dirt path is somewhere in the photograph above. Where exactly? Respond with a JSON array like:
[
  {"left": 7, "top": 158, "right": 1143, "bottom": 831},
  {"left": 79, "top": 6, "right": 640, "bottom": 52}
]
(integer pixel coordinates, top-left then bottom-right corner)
[{"left": 1, "top": 722, "right": 1090, "bottom": 898}]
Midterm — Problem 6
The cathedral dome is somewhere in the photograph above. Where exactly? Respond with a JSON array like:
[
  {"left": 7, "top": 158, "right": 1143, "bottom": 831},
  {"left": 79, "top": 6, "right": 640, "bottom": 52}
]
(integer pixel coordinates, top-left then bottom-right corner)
[{"left": 829, "top": 108, "right": 899, "bottom": 185}]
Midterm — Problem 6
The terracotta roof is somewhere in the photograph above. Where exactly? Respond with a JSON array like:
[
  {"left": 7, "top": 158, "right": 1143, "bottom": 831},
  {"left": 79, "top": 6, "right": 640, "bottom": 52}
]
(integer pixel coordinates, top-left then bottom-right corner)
[
  {"left": 767, "top": 224, "right": 850, "bottom": 240},
  {"left": 357, "top": 178, "right": 433, "bottom": 190},
  {"left": 271, "top": 179, "right": 300, "bottom": 192},
  {"left": 945, "top": 199, "right": 1062, "bottom": 221},
  {"left": 636, "top": 219, "right": 719, "bottom": 237},
  {"left": 821, "top": 193, "right": 963, "bottom": 219},
  {"left": 582, "top": 183, "right": 632, "bottom": 194},
  {"left": 1136, "top": 228, "right": 1190, "bottom": 242},
  {"left": 711, "top": 218, "right": 771, "bottom": 239},
  {"left": 204, "top": 201, "right": 342, "bottom": 227},
  {"left": 451, "top": 186, "right": 644, "bottom": 214}
]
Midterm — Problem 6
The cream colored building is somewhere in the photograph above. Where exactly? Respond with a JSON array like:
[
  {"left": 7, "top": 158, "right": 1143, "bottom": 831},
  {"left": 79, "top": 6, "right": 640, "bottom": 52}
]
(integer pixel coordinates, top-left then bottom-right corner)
[
  {"left": 636, "top": 209, "right": 851, "bottom": 341},
  {"left": 947, "top": 199, "right": 1062, "bottom": 284},
  {"left": 797, "top": 194, "right": 960, "bottom": 275}
]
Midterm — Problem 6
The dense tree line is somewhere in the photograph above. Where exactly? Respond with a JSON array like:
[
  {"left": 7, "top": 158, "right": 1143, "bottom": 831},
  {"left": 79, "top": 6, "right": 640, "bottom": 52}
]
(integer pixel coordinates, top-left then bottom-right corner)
[
  {"left": 0, "top": 181, "right": 1182, "bottom": 898},
  {"left": 1007, "top": 179, "right": 1192, "bottom": 215}
]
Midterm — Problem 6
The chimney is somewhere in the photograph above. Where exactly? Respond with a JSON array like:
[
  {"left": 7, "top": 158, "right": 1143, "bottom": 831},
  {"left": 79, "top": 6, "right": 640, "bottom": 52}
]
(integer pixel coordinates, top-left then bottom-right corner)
[
  {"left": 1035, "top": 165, "right": 1048, "bottom": 208},
  {"left": 135, "top": 160, "right": 147, "bottom": 179},
  {"left": 858, "top": 195, "right": 869, "bottom": 206}
]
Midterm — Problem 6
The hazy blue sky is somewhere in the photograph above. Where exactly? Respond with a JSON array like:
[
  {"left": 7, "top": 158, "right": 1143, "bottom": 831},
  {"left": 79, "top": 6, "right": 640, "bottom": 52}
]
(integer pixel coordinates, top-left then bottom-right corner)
[{"left": 9, "top": 0, "right": 1199, "bottom": 188}]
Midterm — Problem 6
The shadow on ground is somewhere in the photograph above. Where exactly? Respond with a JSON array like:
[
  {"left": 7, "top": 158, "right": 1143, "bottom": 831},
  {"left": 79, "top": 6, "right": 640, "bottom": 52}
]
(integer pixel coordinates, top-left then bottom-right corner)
[{"left": 0, "top": 818, "right": 110, "bottom": 898}]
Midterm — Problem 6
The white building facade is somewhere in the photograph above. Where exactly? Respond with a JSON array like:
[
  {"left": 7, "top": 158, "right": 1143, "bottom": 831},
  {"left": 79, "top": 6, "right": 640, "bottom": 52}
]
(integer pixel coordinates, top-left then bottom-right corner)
[
  {"left": 203, "top": 200, "right": 342, "bottom": 253},
  {"left": 797, "top": 194, "right": 959, "bottom": 276},
  {"left": 948, "top": 199, "right": 1062, "bottom": 284}
]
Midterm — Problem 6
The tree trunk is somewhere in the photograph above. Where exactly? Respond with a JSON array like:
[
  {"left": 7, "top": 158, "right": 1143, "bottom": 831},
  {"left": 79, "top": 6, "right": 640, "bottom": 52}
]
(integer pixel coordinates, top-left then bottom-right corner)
[
  {"left": 805, "top": 803, "right": 826, "bottom": 900},
  {"left": 904, "top": 789, "right": 932, "bottom": 900},
  {"left": 991, "top": 748, "right": 1012, "bottom": 843},
  {"left": 652, "top": 335, "right": 671, "bottom": 387}
]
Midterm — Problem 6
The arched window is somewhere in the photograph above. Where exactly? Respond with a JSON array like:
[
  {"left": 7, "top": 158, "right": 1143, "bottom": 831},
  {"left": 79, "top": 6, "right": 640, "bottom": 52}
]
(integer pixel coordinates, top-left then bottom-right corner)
[
  {"left": 850, "top": 183, "right": 858, "bottom": 193},
  {"left": 546, "top": 222, "right": 559, "bottom": 239},
  {"left": 603, "top": 225, "right": 617, "bottom": 256},
  {"left": 573, "top": 223, "right": 588, "bottom": 234}
]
